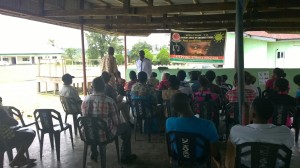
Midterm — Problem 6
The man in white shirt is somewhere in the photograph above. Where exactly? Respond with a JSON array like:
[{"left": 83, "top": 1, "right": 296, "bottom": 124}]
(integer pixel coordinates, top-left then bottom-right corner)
[
  {"left": 225, "top": 97, "right": 294, "bottom": 167},
  {"left": 136, "top": 50, "right": 152, "bottom": 78}
]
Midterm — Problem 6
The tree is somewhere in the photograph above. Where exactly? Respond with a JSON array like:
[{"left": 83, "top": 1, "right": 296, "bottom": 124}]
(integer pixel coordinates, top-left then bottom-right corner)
[
  {"left": 156, "top": 48, "right": 170, "bottom": 65},
  {"left": 62, "top": 48, "right": 80, "bottom": 60},
  {"left": 129, "top": 41, "right": 152, "bottom": 62},
  {"left": 115, "top": 54, "right": 124, "bottom": 65},
  {"left": 144, "top": 49, "right": 154, "bottom": 61},
  {"left": 85, "top": 32, "right": 123, "bottom": 60}
]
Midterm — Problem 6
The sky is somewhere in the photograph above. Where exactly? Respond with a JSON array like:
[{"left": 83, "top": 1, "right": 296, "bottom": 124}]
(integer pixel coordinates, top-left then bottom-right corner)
[{"left": 0, "top": 14, "right": 170, "bottom": 50}]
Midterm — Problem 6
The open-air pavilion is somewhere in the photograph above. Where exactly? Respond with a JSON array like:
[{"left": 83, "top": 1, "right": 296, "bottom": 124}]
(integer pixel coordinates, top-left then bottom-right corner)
[{"left": 1, "top": 0, "right": 300, "bottom": 167}]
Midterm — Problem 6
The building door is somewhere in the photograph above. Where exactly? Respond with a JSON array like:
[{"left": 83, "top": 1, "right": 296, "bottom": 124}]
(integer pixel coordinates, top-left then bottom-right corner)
[
  {"left": 12, "top": 57, "right": 16, "bottom": 65},
  {"left": 275, "top": 51, "right": 285, "bottom": 68},
  {"left": 31, "top": 57, "right": 35, "bottom": 64}
]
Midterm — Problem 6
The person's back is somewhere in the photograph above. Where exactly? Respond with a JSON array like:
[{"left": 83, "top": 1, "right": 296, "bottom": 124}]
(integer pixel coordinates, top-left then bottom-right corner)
[
  {"left": 226, "top": 97, "right": 294, "bottom": 168},
  {"left": 166, "top": 93, "right": 219, "bottom": 161},
  {"left": 59, "top": 73, "right": 81, "bottom": 102},
  {"left": 177, "top": 70, "right": 193, "bottom": 96}
]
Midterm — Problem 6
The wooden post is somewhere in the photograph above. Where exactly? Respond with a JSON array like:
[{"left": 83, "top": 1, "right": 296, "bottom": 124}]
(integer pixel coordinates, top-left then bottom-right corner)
[{"left": 124, "top": 34, "right": 127, "bottom": 76}]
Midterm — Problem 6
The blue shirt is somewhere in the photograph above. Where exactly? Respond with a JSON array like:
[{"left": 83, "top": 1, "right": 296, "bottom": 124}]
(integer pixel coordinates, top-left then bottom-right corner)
[{"left": 166, "top": 116, "right": 219, "bottom": 157}]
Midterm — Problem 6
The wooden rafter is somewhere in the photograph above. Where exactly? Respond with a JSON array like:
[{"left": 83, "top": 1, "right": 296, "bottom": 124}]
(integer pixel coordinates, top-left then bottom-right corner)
[
  {"left": 44, "top": 2, "right": 236, "bottom": 17},
  {"left": 164, "top": 0, "right": 173, "bottom": 5},
  {"left": 97, "top": 0, "right": 111, "bottom": 6}
]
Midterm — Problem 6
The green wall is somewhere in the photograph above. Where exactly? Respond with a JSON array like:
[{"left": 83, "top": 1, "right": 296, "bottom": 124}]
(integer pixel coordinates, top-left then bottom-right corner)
[{"left": 126, "top": 68, "right": 300, "bottom": 97}]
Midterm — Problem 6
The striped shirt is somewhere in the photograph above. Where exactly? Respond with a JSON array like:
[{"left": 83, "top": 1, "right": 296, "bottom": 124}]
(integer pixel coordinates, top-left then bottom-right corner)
[
  {"left": 81, "top": 93, "right": 120, "bottom": 142},
  {"left": 226, "top": 88, "right": 256, "bottom": 103}
]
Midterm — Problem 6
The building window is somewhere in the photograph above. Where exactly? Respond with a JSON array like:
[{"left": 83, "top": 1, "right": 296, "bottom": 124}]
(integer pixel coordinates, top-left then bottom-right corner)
[
  {"left": 3, "top": 58, "right": 8, "bottom": 61},
  {"left": 277, "top": 51, "right": 285, "bottom": 58},
  {"left": 52, "top": 56, "right": 57, "bottom": 59},
  {"left": 22, "top": 58, "right": 30, "bottom": 61},
  {"left": 38, "top": 57, "right": 42, "bottom": 59}
]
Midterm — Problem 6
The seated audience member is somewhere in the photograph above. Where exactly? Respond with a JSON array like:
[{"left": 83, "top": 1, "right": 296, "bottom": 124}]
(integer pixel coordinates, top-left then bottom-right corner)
[
  {"left": 116, "top": 71, "right": 126, "bottom": 96},
  {"left": 124, "top": 71, "right": 137, "bottom": 92},
  {"left": 205, "top": 70, "right": 222, "bottom": 94},
  {"left": 147, "top": 72, "right": 159, "bottom": 87},
  {"left": 193, "top": 77, "right": 220, "bottom": 114},
  {"left": 81, "top": 77, "right": 136, "bottom": 164},
  {"left": 225, "top": 97, "right": 294, "bottom": 168},
  {"left": 177, "top": 70, "right": 193, "bottom": 97},
  {"left": 131, "top": 71, "right": 157, "bottom": 105},
  {"left": 294, "top": 74, "right": 300, "bottom": 99},
  {"left": 102, "top": 71, "right": 131, "bottom": 124},
  {"left": 59, "top": 73, "right": 82, "bottom": 104},
  {"left": 166, "top": 93, "right": 220, "bottom": 165},
  {"left": 244, "top": 71, "right": 259, "bottom": 97},
  {"left": 162, "top": 75, "right": 181, "bottom": 101},
  {"left": 0, "top": 98, "right": 36, "bottom": 167},
  {"left": 221, "top": 74, "right": 233, "bottom": 90},
  {"left": 265, "top": 68, "right": 286, "bottom": 90},
  {"left": 226, "top": 72, "right": 256, "bottom": 125},
  {"left": 189, "top": 71, "right": 201, "bottom": 92},
  {"left": 162, "top": 75, "right": 181, "bottom": 117},
  {"left": 267, "top": 78, "right": 296, "bottom": 127},
  {"left": 158, "top": 73, "right": 170, "bottom": 90}
]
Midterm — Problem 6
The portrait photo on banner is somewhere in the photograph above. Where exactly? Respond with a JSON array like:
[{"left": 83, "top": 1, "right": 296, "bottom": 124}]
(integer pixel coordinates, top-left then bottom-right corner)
[{"left": 169, "top": 30, "right": 227, "bottom": 64}]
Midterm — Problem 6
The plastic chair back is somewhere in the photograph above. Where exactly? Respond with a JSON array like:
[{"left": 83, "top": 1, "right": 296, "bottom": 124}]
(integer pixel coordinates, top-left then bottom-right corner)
[
  {"left": 193, "top": 94, "right": 219, "bottom": 128},
  {"left": 77, "top": 116, "right": 114, "bottom": 145},
  {"left": 34, "top": 109, "right": 64, "bottom": 133},
  {"left": 235, "top": 142, "right": 292, "bottom": 168},
  {"left": 166, "top": 131, "right": 210, "bottom": 167}
]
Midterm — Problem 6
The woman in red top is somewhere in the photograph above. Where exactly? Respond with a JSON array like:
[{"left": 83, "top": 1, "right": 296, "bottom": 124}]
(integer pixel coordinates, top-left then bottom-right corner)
[
  {"left": 157, "top": 72, "right": 170, "bottom": 90},
  {"left": 265, "top": 68, "right": 286, "bottom": 90}
]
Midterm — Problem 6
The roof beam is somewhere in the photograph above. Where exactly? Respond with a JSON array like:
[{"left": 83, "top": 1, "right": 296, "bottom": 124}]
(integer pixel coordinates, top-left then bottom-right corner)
[
  {"left": 164, "top": 0, "right": 173, "bottom": 5},
  {"left": 44, "top": 2, "right": 236, "bottom": 17},
  {"left": 97, "top": 0, "right": 111, "bottom": 6},
  {"left": 82, "top": 9, "right": 300, "bottom": 25}
]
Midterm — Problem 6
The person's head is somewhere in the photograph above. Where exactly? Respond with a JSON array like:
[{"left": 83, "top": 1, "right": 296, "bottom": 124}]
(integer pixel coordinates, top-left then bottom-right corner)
[
  {"left": 185, "top": 40, "right": 211, "bottom": 56},
  {"left": 205, "top": 70, "right": 216, "bottom": 83},
  {"left": 138, "top": 71, "right": 148, "bottom": 83},
  {"left": 150, "top": 72, "right": 157, "bottom": 78},
  {"left": 221, "top": 74, "right": 228, "bottom": 83},
  {"left": 170, "top": 92, "right": 193, "bottom": 117},
  {"left": 139, "top": 50, "right": 145, "bottom": 60},
  {"left": 245, "top": 71, "right": 253, "bottom": 85},
  {"left": 108, "top": 46, "right": 114, "bottom": 55},
  {"left": 93, "top": 77, "right": 105, "bottom": 92},
  {"left": 272, "top": 68, "right": 286, "bottom": 79},
  {"left": 274, "top": 78, "right": 289, "bottom": 92},
  {"left": 189, "top": 71, "right": 201, "bottom": 81},
  {"left": 251, "top": 97, "right": 274, "bottom": 123},
  {"left": 162, "top": 73, "right": 170, "bottom": 81},
  {"left": 215, "top": 76, "right": 222, "bottom": 86},
  {"left": 101, "top": 71, "right": 111, "bottom": 84},
  {"left": 199, "top": 77, "right": 210, "bottom": 91},
  {"left": 168, "top": 75, "right": 180, "bottom": 90},
  {"left": 177, "top": 70, "right": 186, "bottom": 81},
  {"left": 129, "top": 71, "right": 137, "bottom": 81},
  {"left": 62, "top": 73, "right": 75, "bottom": 85},
  {"left": 293, "top": 74, "right": 300, "bottom": 86}
]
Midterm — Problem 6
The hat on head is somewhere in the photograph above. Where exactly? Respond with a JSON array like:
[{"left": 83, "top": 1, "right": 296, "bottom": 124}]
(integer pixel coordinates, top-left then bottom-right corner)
[{"left": 62, "top": 73, "right": 75, "bottom": 82}]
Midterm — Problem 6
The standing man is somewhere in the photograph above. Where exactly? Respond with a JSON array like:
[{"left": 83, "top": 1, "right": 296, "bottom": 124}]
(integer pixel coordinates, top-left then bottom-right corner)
[
  {"left": 100, "top": 46, "right": 118, "bottom": 88},
  {"left": 136, "top": 50, "right": 152, "bottom": 78}
]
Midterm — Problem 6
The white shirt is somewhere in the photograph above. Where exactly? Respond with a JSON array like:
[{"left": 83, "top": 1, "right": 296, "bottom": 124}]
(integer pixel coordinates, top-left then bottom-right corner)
[
  {"left": 136, "top": 58, "right": 152, "bottom": 78},
  {"left": 59, "top": 85, "right": 81, "bottom": 102},
  {"left": 230, "top": 124, "right": 294, "bottom": 167},
  {"left": 178, "top": 81, "right": 193, "bottom": 96},
  {"left": 230, "top": 124, "right": 294, "bottom": 148}
]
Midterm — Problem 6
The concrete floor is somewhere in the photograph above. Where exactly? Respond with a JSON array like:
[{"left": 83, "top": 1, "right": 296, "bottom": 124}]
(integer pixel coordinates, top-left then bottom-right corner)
[{"left": 2, "top": 121, "right": 300, "bottom": 168}]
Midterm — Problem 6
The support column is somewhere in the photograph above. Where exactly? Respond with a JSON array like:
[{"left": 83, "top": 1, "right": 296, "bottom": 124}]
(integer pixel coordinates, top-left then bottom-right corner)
[
  {"left": 124, "top": 34, "right": 127, "bottom": 76},
  {"left": 235, "top": 0, "right": 245, "bottom": 125}
]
